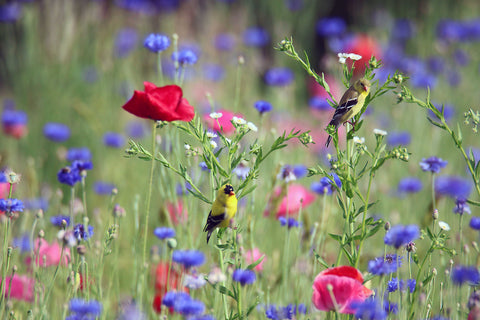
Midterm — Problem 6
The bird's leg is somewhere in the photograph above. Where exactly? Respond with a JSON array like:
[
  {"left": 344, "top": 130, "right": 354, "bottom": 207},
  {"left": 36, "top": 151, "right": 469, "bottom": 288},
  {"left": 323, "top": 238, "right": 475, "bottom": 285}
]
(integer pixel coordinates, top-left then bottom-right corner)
[{"left": 347, "top": 119, "right": 357, "bottom": 131}]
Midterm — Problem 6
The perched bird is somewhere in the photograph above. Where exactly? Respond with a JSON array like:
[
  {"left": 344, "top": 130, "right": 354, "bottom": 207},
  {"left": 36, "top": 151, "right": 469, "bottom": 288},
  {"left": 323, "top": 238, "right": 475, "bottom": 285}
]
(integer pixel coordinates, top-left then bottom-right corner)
[
  {"left": 203, "top": 184, "right": 238, "bottom": 244},
  {"left": 325, "top": 78, "right": 371, "bottom": 147}
]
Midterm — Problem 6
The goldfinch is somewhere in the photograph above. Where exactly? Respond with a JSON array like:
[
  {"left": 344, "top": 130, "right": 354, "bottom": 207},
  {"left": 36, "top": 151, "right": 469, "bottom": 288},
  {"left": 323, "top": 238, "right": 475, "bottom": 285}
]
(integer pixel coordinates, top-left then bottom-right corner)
[
  {"left": 203, "top": 184, "right": 238, "bottom": 244},
  {"left": 325, "top": 78, "right": 371, "bottom": 147}
]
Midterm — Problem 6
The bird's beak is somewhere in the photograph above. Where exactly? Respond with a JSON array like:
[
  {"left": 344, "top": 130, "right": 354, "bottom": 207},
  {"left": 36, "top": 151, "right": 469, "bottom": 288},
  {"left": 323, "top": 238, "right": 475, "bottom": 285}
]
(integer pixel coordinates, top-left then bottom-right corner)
[{"left": 230, "top": 191, "right": 235, "bottom": 196}]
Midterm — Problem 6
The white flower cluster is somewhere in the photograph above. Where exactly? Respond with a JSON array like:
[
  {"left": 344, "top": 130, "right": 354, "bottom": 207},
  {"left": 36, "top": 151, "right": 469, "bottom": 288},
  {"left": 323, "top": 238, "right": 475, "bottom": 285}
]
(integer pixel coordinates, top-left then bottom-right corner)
[
  {"left": 337, "top": 52, "right": 362, "bottom": 64},
  {"left": 232, "top": 116, "right": 258, "bottom": 132}
]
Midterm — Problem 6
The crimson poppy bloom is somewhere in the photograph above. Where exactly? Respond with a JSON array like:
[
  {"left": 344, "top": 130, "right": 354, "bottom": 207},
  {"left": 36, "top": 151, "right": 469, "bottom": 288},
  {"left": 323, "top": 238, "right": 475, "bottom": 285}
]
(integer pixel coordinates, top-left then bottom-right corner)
[
  {"left": 152, "top": 261, "right": 188, "bottom": 314},
  {"left": 312, "top": 266, "right": 373, "bottom": 314},
  {"left": 122, "top": 82, "right": 195, "bottom": 122},
  {"left": 345, "top": 34, "right": 381, "bottom": 77}
]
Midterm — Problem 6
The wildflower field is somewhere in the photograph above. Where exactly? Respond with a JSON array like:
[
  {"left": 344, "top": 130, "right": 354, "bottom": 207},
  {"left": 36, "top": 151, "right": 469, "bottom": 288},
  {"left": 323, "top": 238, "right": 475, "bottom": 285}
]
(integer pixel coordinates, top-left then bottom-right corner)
[{"left": 2, "top": 1, "right": 480, "bottom": 319}]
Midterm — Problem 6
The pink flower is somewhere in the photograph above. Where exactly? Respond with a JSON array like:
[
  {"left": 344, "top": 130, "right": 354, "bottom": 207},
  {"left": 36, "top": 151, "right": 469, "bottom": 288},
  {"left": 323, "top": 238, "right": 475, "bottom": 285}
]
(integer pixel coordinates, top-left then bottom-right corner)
[
  {"left": 203, "top": 109, "right": 242, "bottom": 134},
  {"left": 0, "top": 182, "right": 10, "bottom": 199},
  {"left": 312, "top": 266, "right": 373, "bottom": 314},
  {"left": 264, "top": 184, "right": 315, "bottom": 218},
  {"left": 1, "top": 275, "right": 34, "bottom": 302},
  {"left": 166, "top": 200, "right": 188, "bottom": 225},
  {"left": 244, "top": 248, "right": 266, "bottom": 272},
  {"left": 27, "top": 239, "right": 71, "bottom": 267}
]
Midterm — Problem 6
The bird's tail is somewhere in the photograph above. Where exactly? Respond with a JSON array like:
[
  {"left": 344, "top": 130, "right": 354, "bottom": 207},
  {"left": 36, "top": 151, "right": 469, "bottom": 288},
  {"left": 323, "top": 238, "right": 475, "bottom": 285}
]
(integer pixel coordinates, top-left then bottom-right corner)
[
  {"left": 325, "top": 135, "right": 332, "bottom": 147},
  {"left": 206, "top": 230, "right": 213, "bottom": 244}
]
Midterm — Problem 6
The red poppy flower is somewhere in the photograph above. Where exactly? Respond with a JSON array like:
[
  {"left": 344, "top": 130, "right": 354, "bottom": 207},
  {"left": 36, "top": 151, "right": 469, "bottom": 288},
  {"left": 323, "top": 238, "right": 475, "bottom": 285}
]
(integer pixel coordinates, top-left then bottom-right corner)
[
  {"left": 1, "top": 275, "right": 34, "bottom": 302},
  {"left": 152, "top": 261, "right": 188, "bottom": 314},
  {"left": 3, "top": 124, "right": 27, "bottom": 139},
  {"left": 166, "top": 200, "right": 188, "bottom": 225},
  {"left": 345, "top": 34, "right": 382, "bottom": 77},
  {"left": 312, "top": 266, "right": 373, "bottom": 314},
  {"left": 264, "top": 184, "right": 316, "bottom": 218},
  {"left": 203, "top": 109, "right": 242, "bottom": 134},
  {"left": 122, "top": 82, "right": 195, "bottom": 122}
]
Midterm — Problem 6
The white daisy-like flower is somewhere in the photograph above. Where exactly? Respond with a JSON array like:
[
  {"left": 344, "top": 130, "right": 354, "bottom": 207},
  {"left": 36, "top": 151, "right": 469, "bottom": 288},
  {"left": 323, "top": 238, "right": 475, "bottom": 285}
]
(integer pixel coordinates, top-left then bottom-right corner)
[
  {"left": 337, "top": 53, "right": 347, "bottom": 64},
  {"left": 210, "top": 140, "right": 218, "bottom": 149},
  {"left": 232, "top": 116, "right": 246, "bottom": 125},
  {"left": 373, "top": 129, "right": 388, "bottom": 136},
  {"left": 206, "top": 131, "right": 217, "bottom": 139},
  {"left": 438, "top": 221, "right": 450, "bottom": 231},
  {"left": 209, "top": 112, "right": 223, "bottom": 119},
  {"left": 348, "top": 53, "right": 362, "bottom": 61},
  {"left": 247, "top": 121, "right": 258, "bottom": 132},
  {"left": 184, "top": 144, "right": 191, "bottom": 150},
  {"left": 353, "top": 136, "right": 365, "bottom": 144}
]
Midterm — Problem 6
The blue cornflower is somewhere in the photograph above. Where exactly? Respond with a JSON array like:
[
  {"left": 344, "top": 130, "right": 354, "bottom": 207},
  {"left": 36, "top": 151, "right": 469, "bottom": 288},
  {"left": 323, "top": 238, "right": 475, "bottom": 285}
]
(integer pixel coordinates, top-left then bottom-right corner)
[
  {"left": 453, "top": 198, "right": 471, "bottom": 215},
  {"left": 0, "top": 3, "right": 22, "bottom": 22},
  {"left": 172, "top": 250, "right": 205, "bottom": 268},
  {"left": 0, "top": 171, "right": 6, "bottom": 182},
  {"left": 143, "top": 33, "right": 170, "bottom": 53},
  {"left": 293, "top": 165, "right": 308, "bottom": 179},
  {"left": 311, "top": 173, "right": 342, "bottom": 195},
  {"left": 162, "top": 291, "right": 185, "bottom": 308},
  {"left": 309, "top": 96, "right": 331, "bottom": 111},
  {"left": 383, "top": 300, "right": 398, "bottom": 315},
  {"left": 397, "top": 177, "right": 423, "bottom": 194},
  {"left": 232, "top": 164, "right": 250, "bottom": 180},
  {"left": 73, "top": 224, "right": 94, "bottom": 241},
  {"left": 391, "top": 19, "right": 415, "bottom": 41},
  {"left": 214, "top": 33, "right": 235, "bottom": 51},
  {"left": 43, "top": 122, "right": 71, "bottom": 142},
  {"left": 175, "top": 297, "right": 205, "bottom": 316},
  {"left": 66, "top": 147, "right": 92, "bottom": 162},
  {"left": 172, "top": 49, "right": 198, "bottom": 65},
  {"left": 264, "top": 67, "right": 294, "bottom": 86},
  {"left": 436, "top": 19, "right": 466, "bottom": 42},
  {"left": 189, "top": 315, "right": 215, "bottom": 320},
  {"left": 454, "top": 48, "right": 469, "bottom": 66},
  {"left": 411, "top": 72, "right": 437, "bottom": 89},
  {"left": 279, "top": 217, "right": 300, "bottom": 229},
  {"left": 387, "top": 131, "right": 411, "bottom": 146},
  {"left": 1, "top": 109, "right": 27, "bottom": 126},
  {"left": 72, "top": 160, "right": 93, "bottom": 172},
  {"left": 103, "top": 132, "right": 126, "bottom": 148},
  {"left": 154, "top": 227, "right": 176, "bottom": 240},
  {"left": 277, "top": 165, "right": 297, "bottom": 183},
  {"left": 419, "top": 156, "right": 448, "bottom": 173},
  {"left": 68, "top": 298, "right": 102, "bottom": 317},
  {"left": 93, "top": 181, "right": 116, "bottom": 195},
  {"left": 387, "top": 278, "right": 399, "bottom": 292},
  {"left": 384, "top": 224, "right": 420, "bottom": 249},
  {"left": 203, "top": 63, "right": 225, "bottom": 82},
  {"left": 114, "top": 28, "right": 138, "bottom": 58},
  {"left": 242, "top": 27, "right": 269, "bottom": 47},
  {"left": 232, "top": 269, "right": 256, "bottom": 286},
  {"left": 435, "top": 175, "right": 472, "bottom": 199},
  {"left": 125, "top": 121, "right": 148, "bottom": 139},
  {"left": 407, "top": 279, "right": 416, "bottom": 293},
  {"left": 316, "top": 17, "right": 346, "bottom": 37},
  {"left": 451, "top": 265, "right": 480, "bottom": 286},
  {"left": 254, "top": 100, "right": 273, "bottom": 114},
  {"left": 351, "top": 297, "right": 387, "bottom": 320},
  {"left": 23, "top": 198, "right": 48, "bottom": 211},
  {"left": 0, "top": 198, "right": 24, "bottom": 214},
  {"left": 470, "top": 217, "right": 480, "bottom": 230},
  {"left": 199, "top": 162, "right": 210, "bottom": 171},
  {"left": 265, "top": 303, "right": 306, "bottom": 319},
  {"left": 12, "top": 234, "right": 31, "bottom": 252},
  {"left": 368, "top": 254, "right": 402, "bottom": 275},
  {"left": 50, "top": 215, "right": 71, "bottom": 227},
  {"left": 427, "top": 56, "right": 445, "bottom": 74},
  {"left": 117, "top": 301, "right": 146, "bottom": 320}
]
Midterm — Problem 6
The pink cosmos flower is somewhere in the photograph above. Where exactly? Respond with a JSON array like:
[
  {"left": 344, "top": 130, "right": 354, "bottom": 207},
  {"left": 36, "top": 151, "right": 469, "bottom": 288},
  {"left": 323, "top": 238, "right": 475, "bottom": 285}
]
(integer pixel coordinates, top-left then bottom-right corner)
[
  {"left": 27, "top": 239, "right": 71, "bottom": 267},
  {"left": 312, "top": 266, "right": 373, "bottom": 314},
  {"left": 264, "top": 184, "right": 315, "bottom": 218},
  {"left": 244, "top": 248, "right": 266, "bottom": 272},
  {"left": 1, "top": 275, "right": 34, "bottom": 302},
  {"left": 203, "top": 109, "right": 243, "bottom": 134}
]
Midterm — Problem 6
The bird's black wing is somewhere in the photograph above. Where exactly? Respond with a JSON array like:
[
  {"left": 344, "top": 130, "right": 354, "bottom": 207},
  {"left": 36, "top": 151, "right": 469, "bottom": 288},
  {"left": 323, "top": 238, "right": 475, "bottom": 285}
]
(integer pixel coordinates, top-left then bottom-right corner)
[
  {"left": 203, "top": 210, "right": 226, "bottom": 232},
  {"left": 329, "top": 97, "right": 358, "bottom": 126}
]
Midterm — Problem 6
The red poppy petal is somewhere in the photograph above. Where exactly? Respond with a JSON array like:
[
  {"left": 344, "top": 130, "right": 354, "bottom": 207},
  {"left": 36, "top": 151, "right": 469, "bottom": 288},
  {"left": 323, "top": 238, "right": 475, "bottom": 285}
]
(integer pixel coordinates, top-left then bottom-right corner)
[
  {"left": 320, "top": 266, "right": 364, "bottom": 283},
  {"left": 122, "top": 90, "right": 152, "bottom": 119},
  {"left": 144, "top": 81, "right": 158, "bottom": 92},
  {"left": 312, "top": 274, "right": 372, "bottom": 314},
  {"left": 175, "top": 98, "right": 195, "bottom": 122}
]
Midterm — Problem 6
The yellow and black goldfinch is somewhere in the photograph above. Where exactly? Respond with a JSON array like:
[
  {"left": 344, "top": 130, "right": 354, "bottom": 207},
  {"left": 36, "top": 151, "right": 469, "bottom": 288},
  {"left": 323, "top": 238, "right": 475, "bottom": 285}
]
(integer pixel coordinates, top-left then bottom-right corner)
[
  {"left": 203, "top": 184, "right": 238, "bottom": 244},
  {"left": 325, "top": 78, "right": 371, "bottom": 147}
]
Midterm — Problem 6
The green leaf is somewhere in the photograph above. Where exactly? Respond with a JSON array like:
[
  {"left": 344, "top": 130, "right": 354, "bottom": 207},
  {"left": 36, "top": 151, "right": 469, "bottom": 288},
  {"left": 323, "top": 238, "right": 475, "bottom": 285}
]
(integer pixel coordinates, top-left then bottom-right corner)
[
  {"left": 457, "top": 122, "right": 463, "bottom": 145},
  {"left": 246, "top": 255, "right": 265, "bottom": 270},
  {"left": 328, "top": 233, "right": 343, "bottom": 241},
  {"left": 313, "top": 250, "right": 329, "bottom": 268},
  {"left": 467, "top": 199, "right": 480, "bottom": 207},
  {"left": 426, "top": 117, "right": 446, "bottom": 130},
  {"left": 218, "top": 285, "right": 235, "bottom": 299}
]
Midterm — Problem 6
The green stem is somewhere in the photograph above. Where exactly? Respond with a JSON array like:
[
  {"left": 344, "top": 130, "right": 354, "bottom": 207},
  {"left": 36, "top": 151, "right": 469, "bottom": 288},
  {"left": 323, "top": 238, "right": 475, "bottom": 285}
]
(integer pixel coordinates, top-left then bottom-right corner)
[
  {"left": 238, "top": 283, "right": 243, "bottom": 319},
  {"left": 157, "top": 51, "right": 164, "bottom": 85},
  {"left": 355, "top": 173, "right": 374, "bottom": 268},
  {"left": 140, "top": 121, "right": 158, "bottom": 305},
  {"left": 217, "top": 242, "right": 229, "bottom": 320}
]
